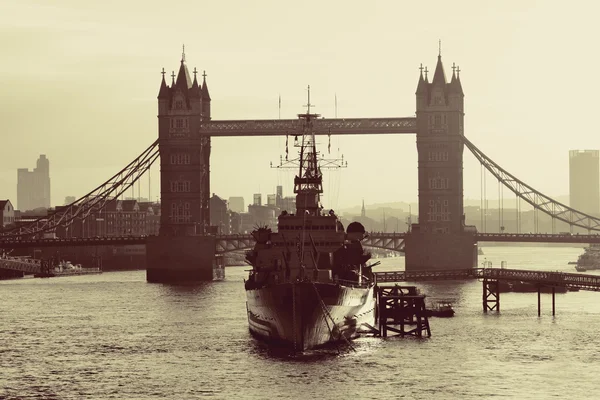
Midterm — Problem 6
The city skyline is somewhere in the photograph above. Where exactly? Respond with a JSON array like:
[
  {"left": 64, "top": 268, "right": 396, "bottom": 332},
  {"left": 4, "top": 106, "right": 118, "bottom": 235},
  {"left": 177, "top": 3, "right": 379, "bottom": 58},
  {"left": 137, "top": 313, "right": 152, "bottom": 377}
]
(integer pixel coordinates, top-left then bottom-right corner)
[{"left": 2, "top": 1, "right": 600, "bottom": 210}]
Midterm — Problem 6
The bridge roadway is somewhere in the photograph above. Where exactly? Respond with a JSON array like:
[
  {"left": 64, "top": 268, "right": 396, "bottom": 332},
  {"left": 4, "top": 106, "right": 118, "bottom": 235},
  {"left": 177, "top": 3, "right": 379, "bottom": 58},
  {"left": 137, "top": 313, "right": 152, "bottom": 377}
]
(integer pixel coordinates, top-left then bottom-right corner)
[
  {"left": 374, "top": 268, "right": 600, "bottom": 292},
  {"left": 2, "top": 232, "right": 600, "bottom": 251}
]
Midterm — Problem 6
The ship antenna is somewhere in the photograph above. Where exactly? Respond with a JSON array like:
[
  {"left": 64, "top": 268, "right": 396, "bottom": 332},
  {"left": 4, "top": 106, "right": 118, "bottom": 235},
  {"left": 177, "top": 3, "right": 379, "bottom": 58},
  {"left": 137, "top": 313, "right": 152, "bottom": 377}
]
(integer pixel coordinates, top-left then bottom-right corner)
[{"left": 303, "top": 85, "right": 314, "bottom": 115}]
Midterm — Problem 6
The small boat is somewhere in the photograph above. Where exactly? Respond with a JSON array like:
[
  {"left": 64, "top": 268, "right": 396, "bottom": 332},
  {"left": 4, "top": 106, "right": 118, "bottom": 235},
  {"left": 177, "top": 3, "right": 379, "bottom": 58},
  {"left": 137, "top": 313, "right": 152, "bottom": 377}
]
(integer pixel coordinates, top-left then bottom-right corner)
[
  {"left": 426, "top": 301, "right": 455, "bottom": 318},
  {"left": 575, "top": 265, "right": 587, "bottom": 272}
]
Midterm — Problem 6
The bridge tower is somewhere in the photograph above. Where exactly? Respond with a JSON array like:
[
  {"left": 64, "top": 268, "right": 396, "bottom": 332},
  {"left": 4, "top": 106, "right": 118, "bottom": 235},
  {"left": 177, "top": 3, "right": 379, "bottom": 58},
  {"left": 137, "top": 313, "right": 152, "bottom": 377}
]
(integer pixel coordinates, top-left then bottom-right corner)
[
  {"left": 404, "top": 50, "right": 478, "bottom": 270},
  {"left": 146, "top": 49, "right": 216, "bottom": 282}
]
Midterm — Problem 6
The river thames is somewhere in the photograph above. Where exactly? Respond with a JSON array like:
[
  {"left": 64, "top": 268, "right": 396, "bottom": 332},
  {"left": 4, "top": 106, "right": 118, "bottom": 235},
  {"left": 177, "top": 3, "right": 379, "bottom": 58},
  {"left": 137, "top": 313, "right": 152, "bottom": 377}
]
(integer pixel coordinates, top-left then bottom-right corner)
[{"left": 2, "top": 245, "right": 600, "bottom": 399}]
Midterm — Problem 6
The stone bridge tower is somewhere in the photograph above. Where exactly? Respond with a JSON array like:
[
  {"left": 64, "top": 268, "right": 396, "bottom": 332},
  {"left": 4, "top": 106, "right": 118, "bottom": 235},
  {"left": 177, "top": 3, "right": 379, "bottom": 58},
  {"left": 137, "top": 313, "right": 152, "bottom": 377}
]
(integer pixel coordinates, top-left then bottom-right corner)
[
  {"left": 405, "top": 51, "right": 478, "bottom": 270},
  {"left": 156, "top": 51, "right": 211, "bottom": 236},
  {"left": 147, "top": 50, "right": 216, "bottom": 283}
]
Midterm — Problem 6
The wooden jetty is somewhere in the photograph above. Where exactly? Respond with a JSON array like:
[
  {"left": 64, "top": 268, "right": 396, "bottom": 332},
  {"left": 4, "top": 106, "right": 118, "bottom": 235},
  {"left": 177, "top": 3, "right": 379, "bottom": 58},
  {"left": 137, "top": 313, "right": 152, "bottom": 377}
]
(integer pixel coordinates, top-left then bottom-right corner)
[
  {"left": 375, "top": 267, "right": 600, "bottom": 316},
  {"left": 374, "top": 285, "right": 431, "bottom": 338}
]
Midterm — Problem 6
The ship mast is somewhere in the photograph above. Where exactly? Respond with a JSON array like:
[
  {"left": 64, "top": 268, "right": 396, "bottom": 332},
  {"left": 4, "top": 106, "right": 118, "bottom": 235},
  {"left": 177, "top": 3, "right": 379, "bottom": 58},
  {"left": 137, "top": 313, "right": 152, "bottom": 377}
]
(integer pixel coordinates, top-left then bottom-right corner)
[{"left": 294, "top": 85, "right": 323, "bottom": 216}]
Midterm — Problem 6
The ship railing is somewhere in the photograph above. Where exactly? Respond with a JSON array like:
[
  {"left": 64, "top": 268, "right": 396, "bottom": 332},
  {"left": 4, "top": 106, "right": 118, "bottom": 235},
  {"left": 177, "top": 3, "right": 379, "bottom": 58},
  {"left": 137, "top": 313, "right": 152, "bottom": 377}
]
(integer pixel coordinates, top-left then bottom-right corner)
[{"left": 333, "top": 278, "right": 372, "bottom": 288}]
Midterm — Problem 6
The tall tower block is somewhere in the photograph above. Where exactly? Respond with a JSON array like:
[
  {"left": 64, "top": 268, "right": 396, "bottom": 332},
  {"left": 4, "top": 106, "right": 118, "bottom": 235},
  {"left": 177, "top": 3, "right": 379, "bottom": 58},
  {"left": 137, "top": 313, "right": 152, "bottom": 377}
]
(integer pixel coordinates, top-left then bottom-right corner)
[
  {"left": 404, "top": 51, "right": 478, "bottom": 270},
  {"left": 146, "top": 50, "right": 216, "bottom": 282}
]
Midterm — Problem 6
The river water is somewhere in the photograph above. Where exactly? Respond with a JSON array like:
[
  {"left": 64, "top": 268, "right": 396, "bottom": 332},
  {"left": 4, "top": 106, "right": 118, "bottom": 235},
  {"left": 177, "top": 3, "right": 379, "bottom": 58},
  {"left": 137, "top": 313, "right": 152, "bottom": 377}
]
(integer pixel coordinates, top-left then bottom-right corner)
[{"left": 2, "top": 246, "right": 600, "bottom": 399}]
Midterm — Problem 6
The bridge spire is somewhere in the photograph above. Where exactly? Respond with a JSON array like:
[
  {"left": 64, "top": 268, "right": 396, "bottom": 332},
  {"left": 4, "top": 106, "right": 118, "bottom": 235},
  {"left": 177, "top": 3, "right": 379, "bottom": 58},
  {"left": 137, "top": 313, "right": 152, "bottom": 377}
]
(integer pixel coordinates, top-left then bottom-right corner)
[
  {"left": 190, "top": 67, "right": 201, "bottom": 98},
  {"left": 450, "top": 65, "right": 464, "bottom": 96},
  {"left": 158, "top": 67, "right": 169, "bottom": 98},
  {"left": 431, "top": 51, "right": 447, "bottom": 86},
  {"left": 201, "top": 70, "right": 211, "bottom": 100},
  {"left": 416, "top": 63, "right": 428, "bottom": 94},
  {"left": 175, "top": 50, "right": 192, "bottom": 89}
]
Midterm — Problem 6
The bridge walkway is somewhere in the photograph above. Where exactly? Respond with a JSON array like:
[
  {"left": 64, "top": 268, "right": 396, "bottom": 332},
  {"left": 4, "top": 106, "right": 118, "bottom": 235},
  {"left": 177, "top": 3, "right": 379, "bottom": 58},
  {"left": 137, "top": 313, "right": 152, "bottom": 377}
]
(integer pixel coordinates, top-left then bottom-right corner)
[
  {"left": 375, "top": 268, "right": 600, "bottom": 316},
  {"left": 374, "top": 268, "right": 600, "bottom": 291}
]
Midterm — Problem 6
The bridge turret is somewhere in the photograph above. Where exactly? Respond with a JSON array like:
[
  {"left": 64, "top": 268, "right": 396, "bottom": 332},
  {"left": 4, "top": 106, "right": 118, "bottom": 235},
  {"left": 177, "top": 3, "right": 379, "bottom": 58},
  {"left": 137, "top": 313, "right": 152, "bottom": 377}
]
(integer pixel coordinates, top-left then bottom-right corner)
[
  {"left": 448, "top": 64, "right": 464, "bottom": 111},
  {"left": 157, "top": 70, "right": 170, "bottom": 115},
  {"left": 201, "top": 71, "right": 211, "bottom": 120},
  {"left": 415, "top": 64, "right": 429, "bottom": 110},
  {"left": 189, "top": 69, "right": 202, "bottom": 113}
]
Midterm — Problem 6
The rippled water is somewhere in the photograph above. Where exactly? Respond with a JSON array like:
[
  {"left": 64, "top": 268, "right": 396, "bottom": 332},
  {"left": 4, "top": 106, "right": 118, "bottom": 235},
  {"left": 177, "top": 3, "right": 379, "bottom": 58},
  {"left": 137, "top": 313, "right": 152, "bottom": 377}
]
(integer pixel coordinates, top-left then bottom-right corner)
[{"left": 2, "top": 246, "right": 600, "bottom": 399}]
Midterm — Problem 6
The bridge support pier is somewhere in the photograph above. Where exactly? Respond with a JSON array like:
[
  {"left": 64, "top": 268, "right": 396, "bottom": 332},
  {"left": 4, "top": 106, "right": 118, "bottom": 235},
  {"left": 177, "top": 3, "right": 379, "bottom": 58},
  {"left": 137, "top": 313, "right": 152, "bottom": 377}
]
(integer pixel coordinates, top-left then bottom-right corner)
[
  {"left": 404, "top": 232, "right": 477, "bottom": 271},
  {"left": 146, "top": 235, "right": 216, "bottom": 282},
  {"left": 483, "top": 279, "right": 500, "bottom": 313}
]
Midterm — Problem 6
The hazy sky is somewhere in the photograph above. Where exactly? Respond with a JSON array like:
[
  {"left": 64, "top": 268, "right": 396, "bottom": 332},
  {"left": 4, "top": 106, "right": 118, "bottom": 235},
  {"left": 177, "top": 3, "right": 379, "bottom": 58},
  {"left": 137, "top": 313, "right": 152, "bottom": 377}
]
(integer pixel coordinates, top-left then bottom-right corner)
[{"left": 1, "top": 0, "right": 599, "bottom": 211}]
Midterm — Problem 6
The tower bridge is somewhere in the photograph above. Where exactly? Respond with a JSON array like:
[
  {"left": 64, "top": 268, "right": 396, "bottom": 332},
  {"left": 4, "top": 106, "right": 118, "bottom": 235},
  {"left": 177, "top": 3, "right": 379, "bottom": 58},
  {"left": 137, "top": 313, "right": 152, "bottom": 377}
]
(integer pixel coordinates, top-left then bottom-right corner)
[{"left": 4, "top": 48, "right": 600, "bottom": 282}]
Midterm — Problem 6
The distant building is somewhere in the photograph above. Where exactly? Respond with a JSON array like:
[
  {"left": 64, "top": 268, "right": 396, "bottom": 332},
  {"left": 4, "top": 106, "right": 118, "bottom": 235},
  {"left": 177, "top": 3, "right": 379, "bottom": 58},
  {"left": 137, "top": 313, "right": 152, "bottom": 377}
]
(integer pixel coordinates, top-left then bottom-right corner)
[
  {"left": 228, "top": 196, "right": 245, "bottom": 213},
  {"left": 569, "top": 150, "right": 599, "bottom": 215},
  {"left": 210, "top": 194, "right": 230, "bottom": 234},
  {"left": 139, "top": 202, "right": 160, "bottom": 235},
  {"left": 54, "top": 199, "right": 147, "bottom": 238},
  {"left": 253, "top": 193, "right": 262, "bottom": 206},
  {"left": 267, "top": 194, "right": 277, "bottom": 206},
  {"left": 0, "top": 200, "right": 15, "bottom": 228},
  {"left": 17, "top": 155, "right": 51, "bottom": 211},
  {"left": 230, "top": 211, "right": 241, "bottom": 234},
  {"left": 64, "top": 196, "right": 76, "bottom": 205},
  {"left": 279, "top": 196, "right": 296, "bottom": 213},
  {"left": 247, "top": 204, "right": 277, "bottom": 230}
]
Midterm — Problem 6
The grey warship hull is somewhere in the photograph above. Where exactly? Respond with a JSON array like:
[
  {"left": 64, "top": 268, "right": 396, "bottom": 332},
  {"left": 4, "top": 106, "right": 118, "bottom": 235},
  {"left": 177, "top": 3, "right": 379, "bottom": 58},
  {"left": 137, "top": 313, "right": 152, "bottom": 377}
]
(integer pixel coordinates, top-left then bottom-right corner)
[{"left": 246, "top": 282, "right": 374, "bottom": 351}]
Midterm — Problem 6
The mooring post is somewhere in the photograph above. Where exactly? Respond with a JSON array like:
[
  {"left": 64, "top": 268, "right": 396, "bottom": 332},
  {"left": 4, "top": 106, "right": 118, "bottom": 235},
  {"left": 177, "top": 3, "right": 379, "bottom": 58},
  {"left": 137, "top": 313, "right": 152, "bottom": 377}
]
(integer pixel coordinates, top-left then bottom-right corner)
[
  {"left": 552, "top": 287, "right": 555, "bottom": 316},
  {"left": 537, "top": 286, "right": 541, "bottom": 317},
  {"left": 482, "top": 279, "right": 487, "bottom": 313}
]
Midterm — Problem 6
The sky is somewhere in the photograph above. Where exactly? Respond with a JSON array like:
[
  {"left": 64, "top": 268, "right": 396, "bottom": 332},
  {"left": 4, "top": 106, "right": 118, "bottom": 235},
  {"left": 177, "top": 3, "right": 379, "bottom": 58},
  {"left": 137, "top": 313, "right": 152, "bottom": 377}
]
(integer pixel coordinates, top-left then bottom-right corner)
[{"left": 1, "top": 0, "right": 599, "bottom": 211}]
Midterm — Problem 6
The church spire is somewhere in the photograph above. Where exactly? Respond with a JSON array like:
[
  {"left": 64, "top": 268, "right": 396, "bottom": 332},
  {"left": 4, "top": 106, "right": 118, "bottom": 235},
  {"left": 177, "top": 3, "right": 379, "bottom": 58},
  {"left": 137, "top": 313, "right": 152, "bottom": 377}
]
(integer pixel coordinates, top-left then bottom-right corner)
[{"left": 361, "top": 199, "right": 366, "bottom": 218}]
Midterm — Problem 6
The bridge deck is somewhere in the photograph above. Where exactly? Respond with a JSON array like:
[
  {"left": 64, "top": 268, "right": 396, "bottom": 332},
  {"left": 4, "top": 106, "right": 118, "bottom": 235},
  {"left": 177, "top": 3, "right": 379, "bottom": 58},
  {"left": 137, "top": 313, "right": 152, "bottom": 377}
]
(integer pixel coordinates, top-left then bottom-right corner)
[
  {"left": 375, "top": 268, "right": 600, "bottom": 292},
  {"left": 3, "top": 232, "right": 600, "bottom": 250}
]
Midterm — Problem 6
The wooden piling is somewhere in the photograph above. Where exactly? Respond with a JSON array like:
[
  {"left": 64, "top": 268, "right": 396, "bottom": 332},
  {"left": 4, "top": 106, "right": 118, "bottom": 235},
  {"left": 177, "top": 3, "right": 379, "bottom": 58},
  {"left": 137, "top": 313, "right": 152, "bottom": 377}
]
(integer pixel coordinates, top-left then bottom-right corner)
[
  {"left": 376, "top": 285, "right": 431, "bottom": 338},
  {"left": 552, "top": 287, "right": 555, "bottom": 316},
  {"left": 482, "top": 279, "right": 500, "bottom": 313},
  {"left": 537, "top": 286, "right": 541, "bottom": 317}
]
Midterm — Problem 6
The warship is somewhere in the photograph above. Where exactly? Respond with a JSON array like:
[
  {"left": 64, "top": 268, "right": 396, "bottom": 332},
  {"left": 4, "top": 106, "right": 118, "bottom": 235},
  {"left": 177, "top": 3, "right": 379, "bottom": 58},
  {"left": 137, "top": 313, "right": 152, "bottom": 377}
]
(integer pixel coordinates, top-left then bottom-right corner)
[
  {"left": 244, "top": 89, "right": 375, "bottom": 351},
  {"left": 574, "top": 244, "right": 600, "bottom": 272}
]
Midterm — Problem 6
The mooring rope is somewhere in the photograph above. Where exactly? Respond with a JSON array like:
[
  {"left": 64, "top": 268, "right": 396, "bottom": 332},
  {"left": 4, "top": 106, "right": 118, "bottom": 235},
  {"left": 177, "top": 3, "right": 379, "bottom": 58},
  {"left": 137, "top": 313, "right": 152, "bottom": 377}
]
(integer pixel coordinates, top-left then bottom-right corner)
[
  {"left": 311, "top": 281, "right": 356, "bottom": 352},
  {"left": 292, "top": 282, "right": 297, "bottom": 352}
]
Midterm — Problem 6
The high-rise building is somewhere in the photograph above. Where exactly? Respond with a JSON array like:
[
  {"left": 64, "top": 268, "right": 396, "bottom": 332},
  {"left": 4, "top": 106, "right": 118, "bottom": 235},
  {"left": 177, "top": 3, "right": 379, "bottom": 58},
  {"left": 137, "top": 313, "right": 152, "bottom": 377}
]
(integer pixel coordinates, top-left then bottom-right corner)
[
  {"left": 228, "top": 196, "right": 245, "bottom": 213},
  {"left": 569, "top": 150, "right": 600, "bottom": 215},
  {"left": 253, "top": 193, "right": 262, "bottom": 206},
  {"left": 64, "top": 196, "right": 76, "bottom": 205},
  {"left": 17, "top": 155, "right": 51, "bottom": 211}
]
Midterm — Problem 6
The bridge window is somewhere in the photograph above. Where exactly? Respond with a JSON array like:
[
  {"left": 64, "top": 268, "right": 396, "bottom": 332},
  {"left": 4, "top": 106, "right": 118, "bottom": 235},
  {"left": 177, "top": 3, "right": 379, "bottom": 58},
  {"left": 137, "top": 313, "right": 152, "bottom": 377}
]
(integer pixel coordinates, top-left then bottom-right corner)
[
  {"left": 429, "top": 176, "right": 449, "bottom": 190},
  {"left": 170, "top": 180, "right": 191, "bottom": 192},
  {"left": 170, "top": 153, "right": 191, "bottom": 165},
  {"left": 171, "top": 118, "right": 189, "bottom": 130},
  {"left": 428, "top": 151, "right": 450, "bottom": 162}
]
